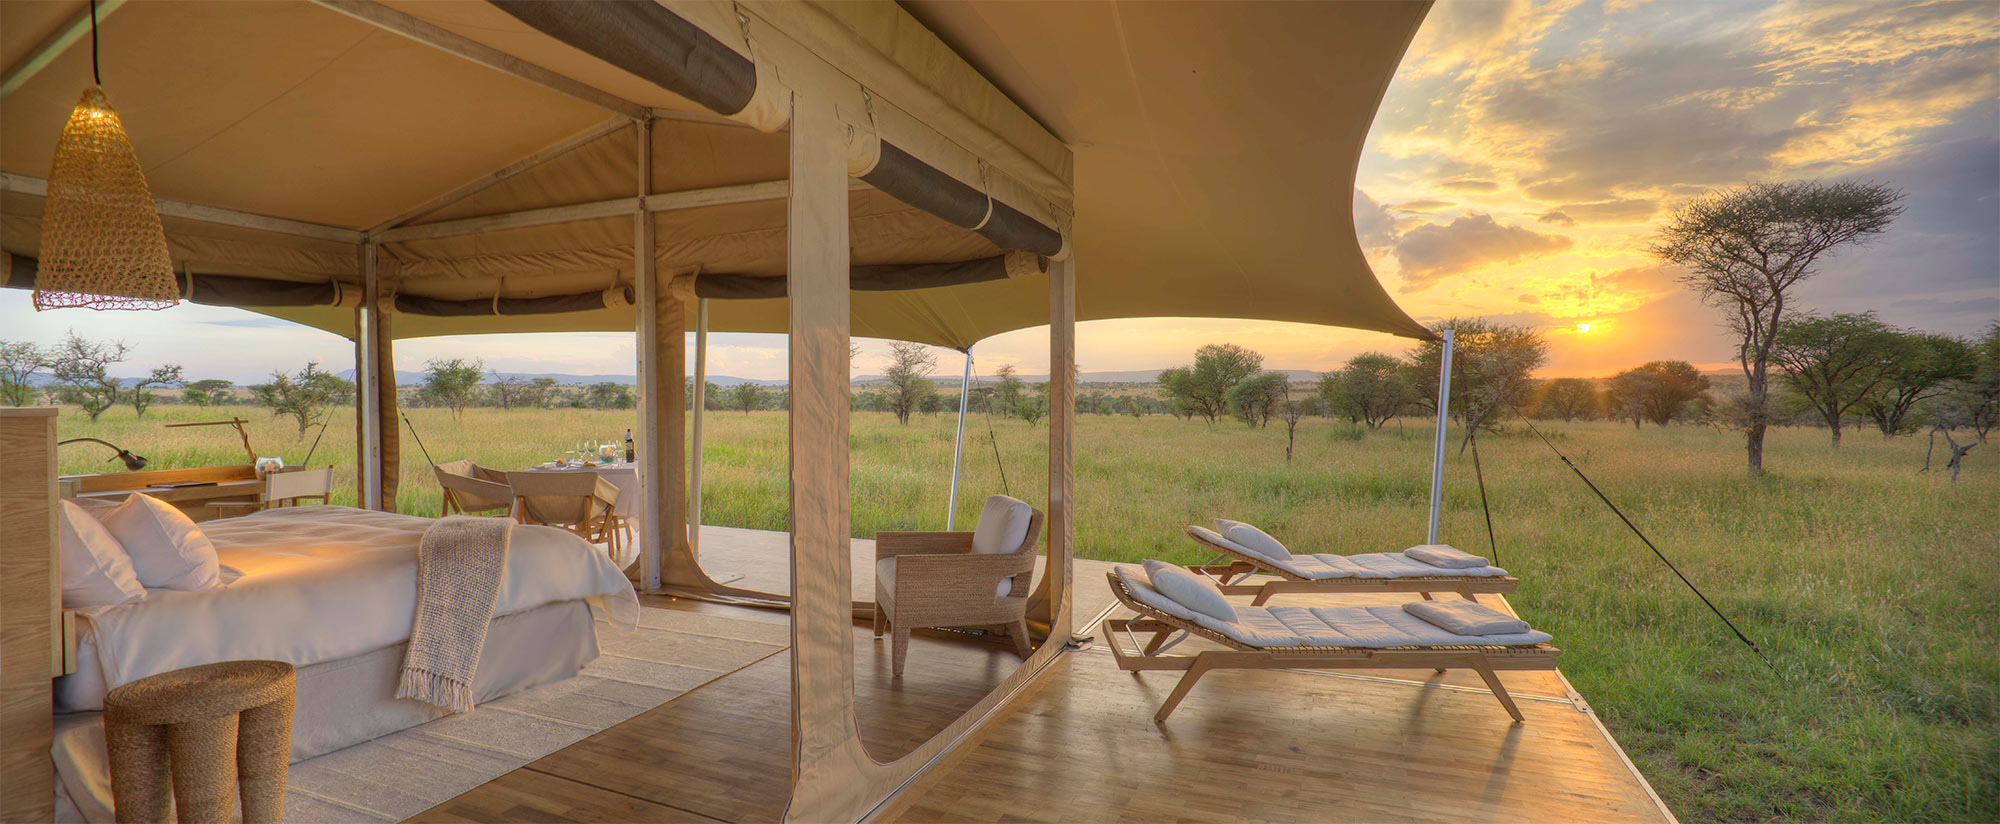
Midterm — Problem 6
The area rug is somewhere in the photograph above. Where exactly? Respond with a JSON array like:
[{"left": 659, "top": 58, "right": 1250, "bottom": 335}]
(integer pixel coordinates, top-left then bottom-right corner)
[{"left": 282, "top": 606, "right": 788, "bottom": 823}]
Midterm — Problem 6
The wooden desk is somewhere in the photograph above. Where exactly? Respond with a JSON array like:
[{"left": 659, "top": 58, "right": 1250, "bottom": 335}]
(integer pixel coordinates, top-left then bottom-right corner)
[{"left": 61, "top": 465, "right": 265, "bottom": 522}]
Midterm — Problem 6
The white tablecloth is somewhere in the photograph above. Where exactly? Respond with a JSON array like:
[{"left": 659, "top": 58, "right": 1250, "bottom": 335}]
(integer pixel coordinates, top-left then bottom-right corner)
[{"left": 519, "top": 461, "right": 643, "bottom": 539}]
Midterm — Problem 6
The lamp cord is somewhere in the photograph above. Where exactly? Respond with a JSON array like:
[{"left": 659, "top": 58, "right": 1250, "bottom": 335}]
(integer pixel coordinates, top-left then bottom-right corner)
[{"left": 89, "top": 0, "right": 101, "bottom": 86}]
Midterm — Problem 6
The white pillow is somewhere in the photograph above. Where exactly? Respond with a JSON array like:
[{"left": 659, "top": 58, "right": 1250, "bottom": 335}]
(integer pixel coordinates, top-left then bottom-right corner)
[
  {"left": 1141, "top": 559, "right": 1236, "bottom": 622},
  {"left": 58, "top": 500, "right": 146, "bottom": 608},
  {"left": 1220, "top": 521, "right": 1292, "bottom": 562},
  {"left": 971, "top": 495, "right": 1034, "bottom": 554},
  {"left": 95, "top": 493, "right": 221, "bottom": 591}
]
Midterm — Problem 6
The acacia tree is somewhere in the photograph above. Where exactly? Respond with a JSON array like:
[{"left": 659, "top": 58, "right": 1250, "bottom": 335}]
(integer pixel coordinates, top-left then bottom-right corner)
[
  {"left": 1772, "top": 312, "right": 1900, "bottom": 447},
  {"left": 1278, "top": 381, "right": 1319, "bottom": 462},
  {"left": 1320, "top": 352, "right": 1409, "bottom": 429},
  {"left": 1406, "top": 318, "right": 1547, "bottom": 451},
  {"left": 990, "top": 364, "right": 1024, "bottom": 418},
  {"left": 255, "top": 362, "right": 351, "bottom": 437},
  {"left": 1650, "top": 180, "right": 1903, "bottom": 473},
  {"left": 1630, "top": 360, "right": 1710, "bottom": 426},
  {"left": 129, "top": 365, "right": 184, "bottom": 418},
  {"left": 1954, "top": 323, "right": 2000, "bottom": 442},
  {"left": 0, "top": 341, "right": 44, "bottom": 407},
  {"left": 182, "top": 379, "right": 234, "bottom": 408},
  {"left": 883, "top": 341, "right": 937, "bottom": 424},
  {"left": 1157, "top": 343, "right": 1262, "bottom": 428},
  {"left": 419, "top": 358, "right": 484, "bottom": 420},
  {"left": 730, "top": 382, "right": 763, "bottom": 414},
  {"left": 1860, "top": 331, "right": 1977, "bottom": 437},
  {"left": 48, "top": 332, "right": 130, "bottom": 422},
  {"left": 1539, "top": 377, "right": 1598, "bottom": 422},
  {"left": 1605, "top": 368, "right": 1655, "bottom": 429},
  {"left": 1226, "top": 371, "right": 1288, "bottom": 428},
  {"left": 487, "top": 372, "right": 529, "bottom": 409}
]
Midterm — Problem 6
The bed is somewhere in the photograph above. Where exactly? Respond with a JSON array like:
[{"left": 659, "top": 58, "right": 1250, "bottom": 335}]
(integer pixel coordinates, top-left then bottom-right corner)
[{"left": 52, "top": 505, "right": 639, "bottom": 822}]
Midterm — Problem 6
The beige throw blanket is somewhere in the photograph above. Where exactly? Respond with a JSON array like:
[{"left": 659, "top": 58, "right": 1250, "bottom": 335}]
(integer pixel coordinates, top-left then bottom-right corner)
[{"left": 397, "top": 516, "right": 511, "bottom": 712}]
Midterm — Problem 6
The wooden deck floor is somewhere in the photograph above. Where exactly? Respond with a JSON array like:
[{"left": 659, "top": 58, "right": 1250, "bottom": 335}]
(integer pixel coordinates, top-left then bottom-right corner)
[{"left": 414, "top": 530, "right": 1672, "bottom": 823}]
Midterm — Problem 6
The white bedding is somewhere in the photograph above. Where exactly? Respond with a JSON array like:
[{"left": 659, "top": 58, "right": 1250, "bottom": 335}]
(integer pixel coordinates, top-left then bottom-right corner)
[{"left": 59, "top": 506, "right": 637, "bottom": 711}]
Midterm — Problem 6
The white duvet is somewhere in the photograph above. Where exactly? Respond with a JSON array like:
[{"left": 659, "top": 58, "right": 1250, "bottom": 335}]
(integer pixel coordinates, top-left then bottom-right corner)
[{"left": 59, "top": 506, "right": 638, "bottom": 711}]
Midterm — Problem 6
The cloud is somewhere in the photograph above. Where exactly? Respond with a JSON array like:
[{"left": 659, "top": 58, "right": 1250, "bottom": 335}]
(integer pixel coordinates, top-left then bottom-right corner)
[
  {"left": 1393, "top": 199, "right": 1455, "bottom": 213},
  {"left": 1351, "top": 188, "right": 1400, "bottom": 248},
  {"left": 1547, "top": 198, "right": 1659, "bottom": 223},
  {"left": 1536, "top": 210, "right": 1576, "bottom": 226},
  {"left": 1393, "top": 214, "right": 1574, "bottom": 289},
  {"left": 1518, "top": 293, "right": 1542, "bottom": 305},
  {"left": 1435, "top": 179, "right": 1499, "bottom": 192}
]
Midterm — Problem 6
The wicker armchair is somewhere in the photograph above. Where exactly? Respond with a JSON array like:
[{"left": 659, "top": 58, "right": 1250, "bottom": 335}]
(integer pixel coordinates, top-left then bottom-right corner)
[
  {"left": 872, "top": 495, "right": 1044, "bottom": 677},
  {"left": 435, "top": 460, "right": 513, "bottom": 517}
]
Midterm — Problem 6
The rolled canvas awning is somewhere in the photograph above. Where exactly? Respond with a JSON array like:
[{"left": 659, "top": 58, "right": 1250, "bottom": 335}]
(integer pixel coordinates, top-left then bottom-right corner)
[{"left": 0, "top": 0, "right": 1429, "bottom": 345}]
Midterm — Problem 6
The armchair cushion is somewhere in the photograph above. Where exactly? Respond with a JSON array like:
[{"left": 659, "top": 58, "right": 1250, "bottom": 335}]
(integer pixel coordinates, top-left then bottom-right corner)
[
  {"left": 971, "top": 495, "right": 1035, "bottom": 554},
  {"left": 876, "top": 556, "right": 1012, "bottom": 598}
]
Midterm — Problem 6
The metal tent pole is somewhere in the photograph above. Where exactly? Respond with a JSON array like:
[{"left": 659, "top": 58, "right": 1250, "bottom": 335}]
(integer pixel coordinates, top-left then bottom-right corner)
[
  {"left": 946, "top": 350, "right": 972, "bottom": 529},
  {"left": 1427, "top": 328, "right": 1455, "bottom": 544},
  {"left": 690, "top": 298, "right": 708, "bottom": 557}
]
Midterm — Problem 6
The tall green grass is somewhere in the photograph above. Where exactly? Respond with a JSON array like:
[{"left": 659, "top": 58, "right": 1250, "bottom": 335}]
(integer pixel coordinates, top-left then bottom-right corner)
[{"left": 47, "top": 404, "right": 1999, "bottom": 822}]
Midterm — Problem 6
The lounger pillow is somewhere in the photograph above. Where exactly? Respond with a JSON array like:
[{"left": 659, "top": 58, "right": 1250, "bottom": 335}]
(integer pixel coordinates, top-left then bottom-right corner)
[
  {"left": 1403, "top": 544, "right": 1488, "bottom": 569},
  {"left": 95, "top": 493, "right": 222, "bottom": 591},
  {"left": 1402, "top": 600, "right": 1530, "bottom": 636},
  {"left": 1216, "top": 520, "right": 1291, "bottom": 563},
  {"left": 58, "top": 500, "right": 146, "bottom": 608},
  {"left": 1141, "top": 559, "right": 1236, "bottom": 622}
]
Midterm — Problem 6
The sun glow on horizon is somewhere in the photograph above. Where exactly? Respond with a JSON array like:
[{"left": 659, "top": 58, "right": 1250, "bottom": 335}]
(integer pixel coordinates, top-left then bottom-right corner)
[{"left": 1575, "top": 322, "right": 1593, "bottom": 334}]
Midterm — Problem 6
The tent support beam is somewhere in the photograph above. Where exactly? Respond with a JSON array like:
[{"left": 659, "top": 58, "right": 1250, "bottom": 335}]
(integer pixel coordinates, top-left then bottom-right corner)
[
  {"left": 0, "top": 0, "right": 131, "bottom": 99},
  {"left": 369, "top": 116, "right": 633, "bottom": 233},
  {"left": 371, "top": 179, "right": 868, "bottom": 244},
  {"left": 690, "top": 298, "right": 708, "bottom": 558},
  {"left": 309, "top": 0, "right": 648, "bottom": 121},
  {"left": 632, "top": 116, "right": 687, "bottom": 591},
  {"left": 0, "top": 173, "right": 362, "bottom": 244},
  {"left": 945, "top": 350, "right": 971, "bottom": 530},
  {"left": 1427, "top": 328, "right": 1455, "bottom": 544}
]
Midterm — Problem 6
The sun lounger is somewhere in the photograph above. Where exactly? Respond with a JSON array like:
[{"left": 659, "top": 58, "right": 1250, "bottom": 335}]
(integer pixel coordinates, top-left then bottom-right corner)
[
  {"left": 1185, "top": 522, "right": 1518, "bottom": 604},
  {"left": 1104, "top": 567, "right": 1559, "bottom": 722}
]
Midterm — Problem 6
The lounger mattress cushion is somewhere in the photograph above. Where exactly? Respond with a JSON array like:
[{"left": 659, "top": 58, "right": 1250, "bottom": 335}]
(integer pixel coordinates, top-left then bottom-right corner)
[
  {"left": 1195, "top": 524, "right": 1507, "bottom": 579},
  {"left": 1117, "top": 569, "right": 1549, "bottom": 648}
]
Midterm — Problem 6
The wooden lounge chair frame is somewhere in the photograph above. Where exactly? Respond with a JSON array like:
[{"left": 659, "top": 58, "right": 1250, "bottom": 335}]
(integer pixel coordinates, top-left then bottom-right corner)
[
  {"left": 1103, "top": 571, "right": 1559, "bottom": 722},
  {"left": 1185, "top": 526, "right": 1518, "bottom": 605}
]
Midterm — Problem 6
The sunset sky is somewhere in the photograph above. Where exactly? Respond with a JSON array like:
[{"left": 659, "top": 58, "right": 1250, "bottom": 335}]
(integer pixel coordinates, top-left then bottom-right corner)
[{"left": 2, "top": 0, "right": 1994, "bottom": 384}]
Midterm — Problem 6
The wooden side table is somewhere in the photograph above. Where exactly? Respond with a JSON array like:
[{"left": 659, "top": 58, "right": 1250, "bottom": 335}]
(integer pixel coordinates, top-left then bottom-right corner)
[{"left": 103, "top": 660, "right": 296, "bottom": 824}]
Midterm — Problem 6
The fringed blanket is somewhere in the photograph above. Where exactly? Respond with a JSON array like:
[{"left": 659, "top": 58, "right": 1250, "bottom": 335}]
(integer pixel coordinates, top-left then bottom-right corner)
[{"left": 397, "top": 516, "right": 511, "bottom": 713}]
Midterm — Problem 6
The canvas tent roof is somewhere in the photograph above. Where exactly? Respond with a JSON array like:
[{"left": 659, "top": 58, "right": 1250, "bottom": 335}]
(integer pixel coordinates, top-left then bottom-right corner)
[{"left": 0, "top": 0, "right": 1431, "bottom": 346}]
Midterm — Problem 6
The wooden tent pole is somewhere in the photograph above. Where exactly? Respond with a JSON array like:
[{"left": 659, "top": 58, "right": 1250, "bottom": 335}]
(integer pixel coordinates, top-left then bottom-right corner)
[
  {"left": 632, "top": 116, "right": 687, "bottom": 591},
  {"left": 1026, "top": 254, "right": 1075, "bottom": 633}
]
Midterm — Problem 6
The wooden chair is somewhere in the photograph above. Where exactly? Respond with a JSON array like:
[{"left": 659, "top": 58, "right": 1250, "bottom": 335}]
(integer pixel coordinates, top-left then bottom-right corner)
[
  {"left": 872, "top": 495, "right": 1044, "bottom": 677},
  {"left": 435, "top": 459, "right": 513, "bottom": 517},
  {"left": 505, "top": 471, "right": 623, "bottom": 555},
  {"left": 211, "top": 466, "right": 333, "bottom": 518}
]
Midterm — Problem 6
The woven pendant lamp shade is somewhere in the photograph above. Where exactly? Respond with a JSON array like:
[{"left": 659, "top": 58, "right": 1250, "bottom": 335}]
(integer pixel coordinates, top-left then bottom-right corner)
[{"left": 35, "top": 86, "right": 178, "bottom": 311}]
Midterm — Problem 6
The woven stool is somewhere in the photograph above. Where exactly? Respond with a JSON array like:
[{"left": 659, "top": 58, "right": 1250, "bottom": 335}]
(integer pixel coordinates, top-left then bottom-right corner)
[{"left": 103, "top": 660, "right": 296, "bottom": 824}]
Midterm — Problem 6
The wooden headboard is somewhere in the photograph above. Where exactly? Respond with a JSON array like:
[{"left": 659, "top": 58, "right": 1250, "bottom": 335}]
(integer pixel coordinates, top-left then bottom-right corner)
[{"left": 0, "top": 407, "right": 57, "bottom": 823}]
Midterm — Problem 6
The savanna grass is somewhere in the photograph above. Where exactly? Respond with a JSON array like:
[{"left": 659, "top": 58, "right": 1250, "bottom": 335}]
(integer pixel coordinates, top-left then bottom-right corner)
[{"left": 46, "top": 404, "right": 1999, "bottom": 822}]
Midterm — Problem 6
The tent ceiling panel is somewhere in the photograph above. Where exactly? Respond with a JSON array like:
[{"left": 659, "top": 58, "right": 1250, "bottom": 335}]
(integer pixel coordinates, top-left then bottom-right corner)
[
  {"left": 904, "top": 0, "right": 1433, "bottom": 340},
  {"left": 0, "top": 0, "right": 611, "bottom": 231}
]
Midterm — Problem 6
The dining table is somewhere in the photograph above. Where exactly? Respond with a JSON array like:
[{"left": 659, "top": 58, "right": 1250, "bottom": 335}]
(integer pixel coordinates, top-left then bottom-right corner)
[{"left": 518, "top": 459, "right": 644, "bottom": 542}]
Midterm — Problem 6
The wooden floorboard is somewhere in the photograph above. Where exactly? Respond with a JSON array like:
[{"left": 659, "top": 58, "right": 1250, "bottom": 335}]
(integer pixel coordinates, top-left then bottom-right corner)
[{"left": 413, "top": 532, "right": 1667, "bottom": 823}]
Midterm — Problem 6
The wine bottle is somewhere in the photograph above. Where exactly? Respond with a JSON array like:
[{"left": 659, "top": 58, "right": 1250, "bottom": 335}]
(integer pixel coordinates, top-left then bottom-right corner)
[{"left": 625, "top": 428, "right": 636, "bottom": 463}]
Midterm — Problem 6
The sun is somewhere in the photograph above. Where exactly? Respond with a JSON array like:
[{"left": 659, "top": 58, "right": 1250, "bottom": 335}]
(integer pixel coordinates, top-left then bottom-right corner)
[{"left": 1575, "top": 322, "right": 1593, "bottom": 334}]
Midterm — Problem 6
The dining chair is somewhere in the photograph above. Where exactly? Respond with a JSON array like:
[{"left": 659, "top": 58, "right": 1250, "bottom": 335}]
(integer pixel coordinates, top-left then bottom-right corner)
[
  {"left": 435, "top": 459, "right": 514, "bottom": 517},
  {"left": 212, "top": 466, "right": 334, "bottom": 518},
  {"left": 505, "top": 471, "right": 624, "bottom": 554}
]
